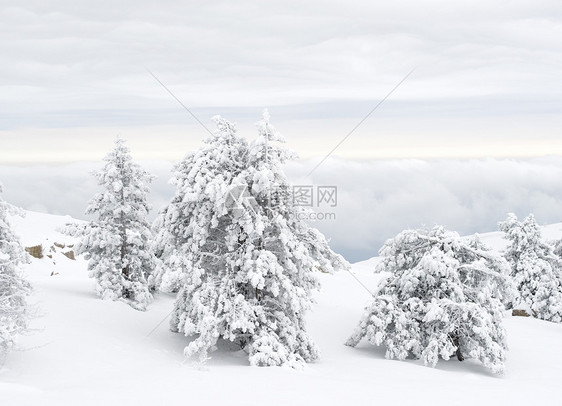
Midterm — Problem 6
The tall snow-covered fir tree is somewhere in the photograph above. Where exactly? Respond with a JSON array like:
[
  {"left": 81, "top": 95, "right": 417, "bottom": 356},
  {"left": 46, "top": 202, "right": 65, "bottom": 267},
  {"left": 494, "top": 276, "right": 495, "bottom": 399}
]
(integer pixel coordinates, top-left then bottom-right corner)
[
  {"left": 499, "top": 213, "right": 562, "bottom": 322},
  {"left": 346, "top": 226, "right": 514, "bottom": 374},
  {"left": 73, "top": 137, "right": 156, "bottom": 310},
  {"left": 155, "top": 112, "right": 348, "bottom": 367},
  {"left": 0, "top": 185, "right": 31, "bottom": 363}
]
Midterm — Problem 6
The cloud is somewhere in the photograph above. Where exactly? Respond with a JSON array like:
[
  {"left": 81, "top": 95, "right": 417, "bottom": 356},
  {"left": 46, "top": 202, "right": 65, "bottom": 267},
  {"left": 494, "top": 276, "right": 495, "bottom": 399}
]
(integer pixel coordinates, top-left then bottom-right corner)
[
  {"left": 2, "top": 156, "right": 562, "bottom": 262},
  {"left": 0, "top": 160, "right": 175, "bottom": 220},
  {"left": 285, "top": 156, "right": 562, "bottom": 261}
]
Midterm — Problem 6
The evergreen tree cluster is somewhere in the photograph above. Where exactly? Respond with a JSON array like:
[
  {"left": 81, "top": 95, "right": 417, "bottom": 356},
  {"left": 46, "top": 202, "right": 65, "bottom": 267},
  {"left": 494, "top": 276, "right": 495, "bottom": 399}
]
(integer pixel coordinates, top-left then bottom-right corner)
[
  {"left": 6, "top": 111, "right": 562, "bottom": 374},
  {"left": 345, "top": 213, "right": 562, "bottom": 374},
  {"left": 66, "top": 112, "right": 346, "bottom": 367}
]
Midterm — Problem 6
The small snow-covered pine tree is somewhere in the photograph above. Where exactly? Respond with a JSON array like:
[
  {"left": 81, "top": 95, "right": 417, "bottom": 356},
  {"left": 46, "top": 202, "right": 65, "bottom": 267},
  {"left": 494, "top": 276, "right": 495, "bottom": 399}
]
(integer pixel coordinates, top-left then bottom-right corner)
[
  {"left": 346, "top": 226, "right": 514, "bottom": 374},
  {"left": 0, "top": 185, "right": 31, "bottom": 363},
  {"left": 499, "top": 213, "right": 562, "bottom": 322},
  {"left": 156, "top": 112, "right": 347, "bottom": 367},
  {"left": 73, "top": 137, "right": 155, "bottom": 310}
]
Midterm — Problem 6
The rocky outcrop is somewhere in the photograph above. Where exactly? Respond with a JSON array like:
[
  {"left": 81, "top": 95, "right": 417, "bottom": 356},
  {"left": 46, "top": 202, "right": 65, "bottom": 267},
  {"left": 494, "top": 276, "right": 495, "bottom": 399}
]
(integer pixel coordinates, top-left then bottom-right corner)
[
  {"left": 25, "top": 245, "right": 43, "bottom": 259},
  {"left": 25, "top": 242, "right": 75, "bottom": 261}
]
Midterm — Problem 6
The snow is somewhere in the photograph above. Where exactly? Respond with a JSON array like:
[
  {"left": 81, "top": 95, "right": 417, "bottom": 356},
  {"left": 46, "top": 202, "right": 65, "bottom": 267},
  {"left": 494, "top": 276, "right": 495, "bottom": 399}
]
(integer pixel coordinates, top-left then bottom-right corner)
[
  {"left": 2, "top": 211, "right": 562, "bottom": 405},
  {"left": 7, "top": 211, "right": 78, "bottom": 248}
]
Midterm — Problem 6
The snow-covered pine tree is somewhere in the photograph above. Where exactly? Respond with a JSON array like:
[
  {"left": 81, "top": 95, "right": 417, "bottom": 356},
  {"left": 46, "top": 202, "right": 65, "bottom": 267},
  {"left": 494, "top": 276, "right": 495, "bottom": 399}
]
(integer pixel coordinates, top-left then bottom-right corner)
[
  {"left": 0, "top": 185, "right": 31, "bottom": 363},
  {"left": 156, "top": 112, "right": 347, "bottom": 367},
  {"left": 73, "top": 137, "right": 155, "bottom": 310},
  {"left": 346, "top": 226, "right": 514, "bottom": 374},
  {"left": 499, "top": 213, "right": 562, "bottom": 322}
]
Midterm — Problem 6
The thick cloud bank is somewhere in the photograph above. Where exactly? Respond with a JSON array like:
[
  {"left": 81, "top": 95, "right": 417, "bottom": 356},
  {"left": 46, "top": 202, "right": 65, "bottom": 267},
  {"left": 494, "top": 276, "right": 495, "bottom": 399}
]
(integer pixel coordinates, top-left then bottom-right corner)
[
  {"left": 293, "top": 157, "right": 562, "bottom": 261},
  {"left": 2, "top": 157, "right": 562, "bottom": 262}
]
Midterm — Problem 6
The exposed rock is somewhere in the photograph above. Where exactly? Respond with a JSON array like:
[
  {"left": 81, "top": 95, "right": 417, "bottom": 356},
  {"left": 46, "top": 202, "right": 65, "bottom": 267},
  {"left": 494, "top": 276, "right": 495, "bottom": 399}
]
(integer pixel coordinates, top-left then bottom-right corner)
[
  {"left": 25, "top": 245, "right": 43, "bottom": 259},
  {"left": 62, "top": 250, "right": 75, "bottom": 260},
  {"left": 24, "top": 242, "right": 75, "bottom": 261},
  {"left": 512, "top": 309, "right": 531, "bottom": 317}
]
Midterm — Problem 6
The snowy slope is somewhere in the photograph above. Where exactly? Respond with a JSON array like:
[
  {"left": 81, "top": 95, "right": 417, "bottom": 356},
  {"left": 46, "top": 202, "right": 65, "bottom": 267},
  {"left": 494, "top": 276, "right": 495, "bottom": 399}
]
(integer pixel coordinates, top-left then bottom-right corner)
[
  {"left": 6, "top": 211, "right": 78, "bottom": 248},
  {"left": 2, "top": 212, "right": 562, "bottom": 405}
]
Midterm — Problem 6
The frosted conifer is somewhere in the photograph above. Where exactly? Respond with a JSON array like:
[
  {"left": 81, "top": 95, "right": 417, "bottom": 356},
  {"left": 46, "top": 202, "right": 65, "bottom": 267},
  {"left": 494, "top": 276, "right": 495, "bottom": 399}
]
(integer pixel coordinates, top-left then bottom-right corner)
[
  {"left": 346, "top": 226, "right": 513, "bottom": 374},
  {"left": 73, "top": 137, "right": 155, "bottom": 310},
  {"left": 156, "top": 113, "right": 347, "bottom": 367},
  {"left": 499, "top": 213, "right": 562, "bottom": 322},
  {"left": 0, "top": 186, "right": 31, "bottom": 363}
]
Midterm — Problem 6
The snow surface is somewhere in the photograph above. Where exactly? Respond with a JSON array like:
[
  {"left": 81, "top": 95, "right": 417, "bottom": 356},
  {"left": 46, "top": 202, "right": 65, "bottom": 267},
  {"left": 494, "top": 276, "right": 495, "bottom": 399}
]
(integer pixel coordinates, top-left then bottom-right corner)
[
  {"left": 2, "top": 211, "right": 562, "bottom": 405},
  {"left": 7, "top": 211, "right": 79, "bottom": 249}
]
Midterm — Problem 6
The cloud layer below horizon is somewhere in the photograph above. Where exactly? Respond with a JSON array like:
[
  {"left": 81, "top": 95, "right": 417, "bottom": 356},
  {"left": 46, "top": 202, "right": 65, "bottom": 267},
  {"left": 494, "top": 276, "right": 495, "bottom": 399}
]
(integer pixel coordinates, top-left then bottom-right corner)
[{"left": 2, "top": 157, "right": 562, "bottom": 262}]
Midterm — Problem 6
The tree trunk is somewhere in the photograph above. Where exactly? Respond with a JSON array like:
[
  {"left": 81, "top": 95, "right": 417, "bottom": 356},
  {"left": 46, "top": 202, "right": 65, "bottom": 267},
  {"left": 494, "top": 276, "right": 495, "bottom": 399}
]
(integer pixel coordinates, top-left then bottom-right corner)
[
  {"left": 118, "top": 157, "right": 131, "bottom": 299},
  {"left": 451, "top": 335, "right": 464, "bottom": 361},
  {"left": 120, "top": 174, "right": 128, "bottom": 279},
  {"left": 455, "top": 347, "right": 464, "bottom": 361}
]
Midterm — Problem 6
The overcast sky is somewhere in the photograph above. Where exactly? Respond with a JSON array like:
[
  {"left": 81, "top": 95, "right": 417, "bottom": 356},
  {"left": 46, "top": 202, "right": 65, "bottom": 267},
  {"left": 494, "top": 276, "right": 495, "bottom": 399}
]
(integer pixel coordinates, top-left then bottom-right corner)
[{"left": 1, "top": 0, "right": 562, "bottom": 163}]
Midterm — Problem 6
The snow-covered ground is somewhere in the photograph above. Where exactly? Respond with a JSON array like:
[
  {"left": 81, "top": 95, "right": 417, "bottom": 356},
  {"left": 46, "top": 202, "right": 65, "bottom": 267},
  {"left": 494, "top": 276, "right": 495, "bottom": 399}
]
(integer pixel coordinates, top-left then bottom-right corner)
[{"left": 2, "top": 211, "right": 562, "bottom": 405}]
